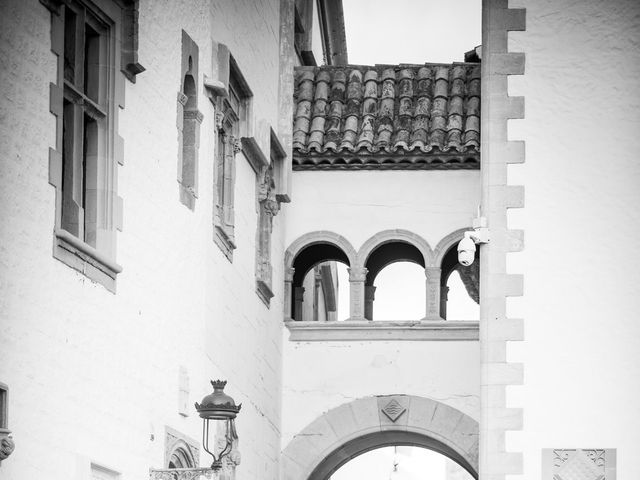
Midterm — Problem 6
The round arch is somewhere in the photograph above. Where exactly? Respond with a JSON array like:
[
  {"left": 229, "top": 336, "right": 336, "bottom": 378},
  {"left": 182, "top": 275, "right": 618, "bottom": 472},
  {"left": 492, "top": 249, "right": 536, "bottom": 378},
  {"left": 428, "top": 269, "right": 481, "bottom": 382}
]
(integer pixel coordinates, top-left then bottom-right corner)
[
  {"left": 285, "top": 231, "right": 357, "bottom": 271},
  {"left": 433, "top": 228, "right": 469, "bottom": 267},
  {"left": 356, "top": 230, "right": 435, "bottom": 269},
  {"left": 167, "top": 439, "right": 197, "bottom": 469},
  {"left": 281, "top": 395, "right": 478, "bottom": 480}
]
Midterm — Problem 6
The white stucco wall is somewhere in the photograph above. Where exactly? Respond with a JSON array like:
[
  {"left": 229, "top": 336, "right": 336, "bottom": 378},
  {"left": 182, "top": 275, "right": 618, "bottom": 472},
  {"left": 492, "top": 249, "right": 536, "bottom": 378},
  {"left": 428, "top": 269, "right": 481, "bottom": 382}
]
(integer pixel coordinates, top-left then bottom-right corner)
[
  {"left": 281, "top": 338, "right": 480, "bottom": 448},
  {"left": 286, "top": 170, "right": 481, "bottom": 252},
  {"left": 507, "top": 0, "right": 640, "bottom": 477},
  {"left": 0, "top": 0, "right": 286, "bottom": 479}
]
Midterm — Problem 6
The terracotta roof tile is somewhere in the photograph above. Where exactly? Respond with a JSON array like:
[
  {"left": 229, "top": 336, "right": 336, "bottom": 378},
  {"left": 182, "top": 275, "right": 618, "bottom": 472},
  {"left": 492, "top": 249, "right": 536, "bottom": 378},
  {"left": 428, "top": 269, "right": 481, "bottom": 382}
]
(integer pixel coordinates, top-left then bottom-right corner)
[{"left": 293, "top": 63, "right": 481, "bottom": 170}]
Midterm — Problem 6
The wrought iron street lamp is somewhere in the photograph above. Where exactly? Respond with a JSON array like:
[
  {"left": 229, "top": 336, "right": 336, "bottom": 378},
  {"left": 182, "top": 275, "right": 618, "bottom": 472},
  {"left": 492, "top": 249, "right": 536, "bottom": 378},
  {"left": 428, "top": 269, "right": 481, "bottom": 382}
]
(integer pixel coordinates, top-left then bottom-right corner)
[
  {"left": 149, "top": 380, "right": 241, "bottom": 479},
  {"left": 195, "top": 380, "right": 241, "bottom": 471}
]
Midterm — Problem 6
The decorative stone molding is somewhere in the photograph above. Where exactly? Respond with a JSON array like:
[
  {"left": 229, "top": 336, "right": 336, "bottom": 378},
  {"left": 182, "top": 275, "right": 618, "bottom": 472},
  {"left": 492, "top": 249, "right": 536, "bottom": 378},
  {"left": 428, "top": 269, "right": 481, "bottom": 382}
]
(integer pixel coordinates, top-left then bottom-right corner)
[
  {"left": 284, "top": 320, "right": 479, "bottom": 341},
  {"left": 479, "top": 1, "right": 526, "bottom": 478},
  {"left": 281, "top": 395, "right": 478, "bottom": 480},
  {"left": 255, "top": 164, "right": 280, "bottom": 306},
  {"left": 149, "top": 468, "right": 214, "bottom": 479}
]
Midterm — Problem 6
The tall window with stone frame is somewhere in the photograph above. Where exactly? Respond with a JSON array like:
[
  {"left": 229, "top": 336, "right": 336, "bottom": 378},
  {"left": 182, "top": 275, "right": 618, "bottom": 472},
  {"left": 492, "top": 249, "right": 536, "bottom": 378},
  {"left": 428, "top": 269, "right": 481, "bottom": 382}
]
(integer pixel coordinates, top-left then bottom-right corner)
[
  {"left": 45, "top": 0, "right": 136, "bottom": 291},
  {"left": 213, "top": 58, "right": 251, "bottom": 260},
  {"left": 61, "top": 3, "right": 109, "bottom": 244}
]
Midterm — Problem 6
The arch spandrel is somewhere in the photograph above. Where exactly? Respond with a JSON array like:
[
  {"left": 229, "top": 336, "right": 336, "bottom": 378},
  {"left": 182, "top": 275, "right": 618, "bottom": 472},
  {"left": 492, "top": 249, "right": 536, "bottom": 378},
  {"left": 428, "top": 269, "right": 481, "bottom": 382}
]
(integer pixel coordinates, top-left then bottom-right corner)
[
  {"left": 281, "top": 395, "right": 478, "bottom": 480},
  {"left": 356, "top": 229, "right": 435, "bottom": 269}
]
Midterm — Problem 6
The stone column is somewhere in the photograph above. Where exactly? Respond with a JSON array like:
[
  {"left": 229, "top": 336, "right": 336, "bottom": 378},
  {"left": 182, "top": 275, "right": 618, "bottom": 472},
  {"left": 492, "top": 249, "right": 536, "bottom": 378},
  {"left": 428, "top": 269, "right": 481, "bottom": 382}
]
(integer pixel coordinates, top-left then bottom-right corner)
[
  {"left": 364, "top": 285, "right": 376, "bottom": 320},
  {"left": 348, "top": 267, "right": 368, "bottom": 321},
  {"left": 425, "top": 267, "right": 442, "bottom": 320},
  {"left": 283, "top": 267, "right": 294, "bottom": 320},
  {"left": 294, "top": 286, "right": 305, "bottom": 321}
]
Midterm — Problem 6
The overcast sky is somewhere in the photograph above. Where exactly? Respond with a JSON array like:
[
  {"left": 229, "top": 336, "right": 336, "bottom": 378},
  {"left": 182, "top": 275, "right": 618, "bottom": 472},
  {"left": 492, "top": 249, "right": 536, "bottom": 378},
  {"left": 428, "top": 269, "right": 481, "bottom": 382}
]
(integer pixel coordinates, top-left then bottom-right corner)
[{"left": 343, "top": 0, "right": 481, "bottom": 65}]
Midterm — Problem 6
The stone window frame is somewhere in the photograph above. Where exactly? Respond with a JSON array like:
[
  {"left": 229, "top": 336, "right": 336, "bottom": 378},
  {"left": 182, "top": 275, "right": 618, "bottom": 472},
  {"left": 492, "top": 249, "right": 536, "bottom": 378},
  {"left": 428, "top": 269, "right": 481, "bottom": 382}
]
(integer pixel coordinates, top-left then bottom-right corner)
[
  {"left": 177, "top": 30, "right": 203, "bottom": 210},
  {"left": 42, "top": 0, "right": 139, "bottom": 292},
  {"left": 205, "top": 45, "right": 254, "bottom": 261}
]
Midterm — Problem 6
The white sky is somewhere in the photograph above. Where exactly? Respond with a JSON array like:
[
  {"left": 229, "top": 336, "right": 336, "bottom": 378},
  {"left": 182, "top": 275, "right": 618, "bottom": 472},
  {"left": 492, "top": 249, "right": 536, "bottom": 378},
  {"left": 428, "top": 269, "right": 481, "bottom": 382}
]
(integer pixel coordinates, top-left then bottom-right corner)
[
  {"left": 342, "top": 0, "right": 482, "bottom": 65},
  {"left": 329, "top": 2, "right": 481, "bottom": 477},
  {"left": 330, "top": 446, "right": 474, "bottom": 480}
]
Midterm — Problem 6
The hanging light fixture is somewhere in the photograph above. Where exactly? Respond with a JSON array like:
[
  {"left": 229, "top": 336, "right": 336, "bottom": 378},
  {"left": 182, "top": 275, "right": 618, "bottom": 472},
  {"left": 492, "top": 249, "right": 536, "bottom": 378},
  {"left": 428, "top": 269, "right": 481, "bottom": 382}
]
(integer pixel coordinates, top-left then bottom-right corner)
[{"left": 194, "top": 380, "right": 241, "bottom": 470}]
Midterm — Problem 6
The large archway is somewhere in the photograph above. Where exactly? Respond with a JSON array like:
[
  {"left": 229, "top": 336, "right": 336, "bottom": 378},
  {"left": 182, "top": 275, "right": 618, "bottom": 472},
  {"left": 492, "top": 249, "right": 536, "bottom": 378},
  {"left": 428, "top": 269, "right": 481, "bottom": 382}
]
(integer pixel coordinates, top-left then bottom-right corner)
[{"left": 281, "top": 395, "right": 478, "bottom": 480}]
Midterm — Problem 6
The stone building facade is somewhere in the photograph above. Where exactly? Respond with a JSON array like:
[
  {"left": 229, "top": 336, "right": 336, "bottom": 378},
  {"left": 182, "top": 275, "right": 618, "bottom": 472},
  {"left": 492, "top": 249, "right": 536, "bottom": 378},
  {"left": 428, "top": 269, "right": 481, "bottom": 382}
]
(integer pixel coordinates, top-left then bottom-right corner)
[{"left": 1, "top": 0, "right": 639, "bottom": 479}]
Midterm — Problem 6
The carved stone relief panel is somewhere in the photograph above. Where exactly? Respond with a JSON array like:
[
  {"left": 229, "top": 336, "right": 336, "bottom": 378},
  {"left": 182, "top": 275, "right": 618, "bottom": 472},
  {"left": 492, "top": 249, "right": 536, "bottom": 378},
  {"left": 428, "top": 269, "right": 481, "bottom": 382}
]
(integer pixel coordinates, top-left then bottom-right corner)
[{"left": 542, "top": 449, "right": 616, "bottom": 480}]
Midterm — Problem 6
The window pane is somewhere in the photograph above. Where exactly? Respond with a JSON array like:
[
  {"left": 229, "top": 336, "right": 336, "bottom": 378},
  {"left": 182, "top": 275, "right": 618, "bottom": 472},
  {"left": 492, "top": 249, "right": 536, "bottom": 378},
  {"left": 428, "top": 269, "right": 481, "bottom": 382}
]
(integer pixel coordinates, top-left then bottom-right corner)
[
  {"left": 84, "top": 23, "right": 101, "bottom": 104},
  {"left": 64, "top": 7, "right": 77, "bottom": 83}
]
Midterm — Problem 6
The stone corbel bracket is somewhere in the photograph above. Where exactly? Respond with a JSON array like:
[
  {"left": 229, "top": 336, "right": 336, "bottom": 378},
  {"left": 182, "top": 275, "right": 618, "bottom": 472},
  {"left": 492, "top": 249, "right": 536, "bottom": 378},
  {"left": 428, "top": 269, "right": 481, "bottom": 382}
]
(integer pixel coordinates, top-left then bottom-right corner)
[{"left": 204, "top": 75, "right": 228, "bottom": 104}]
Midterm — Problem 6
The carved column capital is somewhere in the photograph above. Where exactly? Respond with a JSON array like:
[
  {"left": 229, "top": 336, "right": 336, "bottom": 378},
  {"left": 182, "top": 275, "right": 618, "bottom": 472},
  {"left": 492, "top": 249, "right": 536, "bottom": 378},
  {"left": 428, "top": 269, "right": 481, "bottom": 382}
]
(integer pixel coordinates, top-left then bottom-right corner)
[
  {"left": 215, "top": 111, "right": 224, "bottom": 130},
  {"left": 424, "top": 266, "right": 442, "bottom": 278},
  {"left": 285, "top": 267, "right": 295, "bottom": 282},
  {"left": 230, "top": 136, "right": 242, "bottom": 154},
  {"left": 348, "top": 266, "right": 368, "bottom": 282}
]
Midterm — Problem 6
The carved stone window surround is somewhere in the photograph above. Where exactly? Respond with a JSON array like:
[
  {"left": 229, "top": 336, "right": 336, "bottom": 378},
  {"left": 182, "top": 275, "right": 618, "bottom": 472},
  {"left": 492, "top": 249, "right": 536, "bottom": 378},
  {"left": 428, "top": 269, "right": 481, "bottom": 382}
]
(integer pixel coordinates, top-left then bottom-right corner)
[
  {"left": 43, "top": 0, "right": 128, "bottom": 292},
  {"left": 206, "top": 44, "right": 253, "bottom": 262}
]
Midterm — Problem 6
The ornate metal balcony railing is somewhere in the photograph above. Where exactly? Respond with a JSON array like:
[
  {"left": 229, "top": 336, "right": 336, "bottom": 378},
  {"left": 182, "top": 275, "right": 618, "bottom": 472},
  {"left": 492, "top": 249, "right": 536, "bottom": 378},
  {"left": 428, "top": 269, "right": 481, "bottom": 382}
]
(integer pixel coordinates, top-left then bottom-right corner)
[{"left": 149, "top": 468, "right": 215, "bottom": 480}]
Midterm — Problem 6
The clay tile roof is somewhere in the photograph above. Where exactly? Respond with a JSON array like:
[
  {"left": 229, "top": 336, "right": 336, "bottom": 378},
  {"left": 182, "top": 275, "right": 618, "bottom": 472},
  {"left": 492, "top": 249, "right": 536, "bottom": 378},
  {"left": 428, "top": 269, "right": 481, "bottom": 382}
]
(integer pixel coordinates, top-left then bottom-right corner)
[{"left": 293, "top": 63, "right": 481, "bottom": 170}]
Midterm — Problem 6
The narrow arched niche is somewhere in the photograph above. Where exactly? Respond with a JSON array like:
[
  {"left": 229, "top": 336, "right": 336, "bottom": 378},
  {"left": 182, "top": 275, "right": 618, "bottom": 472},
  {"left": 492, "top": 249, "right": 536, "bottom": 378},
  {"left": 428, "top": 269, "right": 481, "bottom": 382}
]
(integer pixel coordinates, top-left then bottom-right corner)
[{"left": 177, "top": 31, "right": 201, "bottom": 209}]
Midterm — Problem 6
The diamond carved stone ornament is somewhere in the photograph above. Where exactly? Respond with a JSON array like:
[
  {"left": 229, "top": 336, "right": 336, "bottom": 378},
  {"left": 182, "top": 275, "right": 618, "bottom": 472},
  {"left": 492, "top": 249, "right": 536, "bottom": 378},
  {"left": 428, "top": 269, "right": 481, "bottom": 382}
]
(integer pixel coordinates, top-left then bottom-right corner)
[
  {"left": 381, "top": 399, "right": 406, "bottom": 423},
  {"left": 553, "top": 449, "right": 606, "bottom": 480}
]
